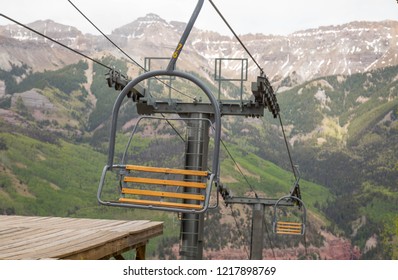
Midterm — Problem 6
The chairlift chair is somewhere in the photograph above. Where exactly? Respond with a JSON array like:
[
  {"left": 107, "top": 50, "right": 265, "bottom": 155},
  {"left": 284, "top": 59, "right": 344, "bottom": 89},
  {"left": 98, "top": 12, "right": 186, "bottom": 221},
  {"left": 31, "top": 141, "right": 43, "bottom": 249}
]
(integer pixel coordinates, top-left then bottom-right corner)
[
  {"left": 272, "top": 195, "right": 306, "bottom": 235},
  {"left": 97, "top": 70, "right": 222, "bottom": 214}
]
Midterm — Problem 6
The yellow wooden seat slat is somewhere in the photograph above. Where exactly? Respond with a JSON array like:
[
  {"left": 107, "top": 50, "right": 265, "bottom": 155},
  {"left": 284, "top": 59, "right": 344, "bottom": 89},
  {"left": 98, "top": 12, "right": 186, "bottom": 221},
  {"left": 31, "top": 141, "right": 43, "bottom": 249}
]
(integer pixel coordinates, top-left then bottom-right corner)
[
  {"left": 276, "top": 227, "right": 302, "bottom": 231},
  {"left": 121, "top": 188, "right": 205, "bottom": 201},
  {"left": 126, "top": 165, "right": 208, "bottom": 177},
  {"left": 119, "top": 197, "right": 203, "bottom": 210},
  {"left": 277, "top": 221, "right": 303, "bottom": 226},
  {"left": 276, "top": 224, "right": 302, "bottom": 230},
  {"left": 276, "top": 221, "right": 303, "bottom": 235},
  {"left": 118, "top": 165, "right": 208, "bottom": 211},
  {"left": 124, "top": 176, "right": 206, "bottom": 189},
  {"left": 277, "top": 227, "right": 302, "bottom": 231}
]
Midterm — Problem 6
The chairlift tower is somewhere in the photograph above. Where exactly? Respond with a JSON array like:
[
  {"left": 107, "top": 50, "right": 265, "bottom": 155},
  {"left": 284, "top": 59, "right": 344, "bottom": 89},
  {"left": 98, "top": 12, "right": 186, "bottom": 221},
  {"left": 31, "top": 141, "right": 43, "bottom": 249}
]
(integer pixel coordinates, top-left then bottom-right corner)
[{"left": 98, "top": 0, "right": 304, "bottom": 260}]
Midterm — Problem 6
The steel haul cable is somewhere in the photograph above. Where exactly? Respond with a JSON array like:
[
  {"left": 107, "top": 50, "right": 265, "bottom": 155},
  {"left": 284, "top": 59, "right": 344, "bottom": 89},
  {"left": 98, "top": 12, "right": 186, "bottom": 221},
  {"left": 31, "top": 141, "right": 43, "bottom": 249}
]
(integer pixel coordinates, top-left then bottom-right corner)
[
  {"left": 0, "top": 13, "right": 112, "bottom": 71},
  {"left": 208, "top": 0, "right": 263, "bottom": 74},
  {"left": 67, "top": 0, "right": 143, "bottom": 71},
  {"left": 67, "top": 0, "right": 196, "bottom": 101},
  {"left": 67, "top": 0, "right": 200, "bottom": 142}
]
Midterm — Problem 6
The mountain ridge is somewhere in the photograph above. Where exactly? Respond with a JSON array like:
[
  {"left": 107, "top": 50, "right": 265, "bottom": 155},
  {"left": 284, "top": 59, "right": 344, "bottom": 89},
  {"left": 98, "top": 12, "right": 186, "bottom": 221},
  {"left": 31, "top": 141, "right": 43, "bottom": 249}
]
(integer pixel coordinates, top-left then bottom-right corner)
[{"left": 1, "top": 14, "right": 398, "bottom": 82}]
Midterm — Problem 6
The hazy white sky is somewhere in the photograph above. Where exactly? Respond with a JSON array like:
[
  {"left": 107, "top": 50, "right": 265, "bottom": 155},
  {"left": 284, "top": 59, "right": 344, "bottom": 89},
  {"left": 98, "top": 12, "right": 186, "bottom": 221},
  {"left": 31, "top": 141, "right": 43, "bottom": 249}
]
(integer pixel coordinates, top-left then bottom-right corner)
[{"left": 0, "top": 0, "right": 397, "bottom": 36}]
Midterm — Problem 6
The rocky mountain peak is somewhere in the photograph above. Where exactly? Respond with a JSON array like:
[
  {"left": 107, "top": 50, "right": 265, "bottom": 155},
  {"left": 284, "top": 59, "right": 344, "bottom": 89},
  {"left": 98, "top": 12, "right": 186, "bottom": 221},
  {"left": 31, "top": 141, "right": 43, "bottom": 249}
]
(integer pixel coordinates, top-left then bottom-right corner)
[
  {"left": 112, "top": 13, "right": 173, "bottom": 38},
  {"left": 138, "top": 13, "right": 167, "bottom": 23},
  {"left": 1, "top": 15, "right": 398, "bottom": 84},
  {"left": 1, "top": 19, "right": 82, "bottom": 41}
]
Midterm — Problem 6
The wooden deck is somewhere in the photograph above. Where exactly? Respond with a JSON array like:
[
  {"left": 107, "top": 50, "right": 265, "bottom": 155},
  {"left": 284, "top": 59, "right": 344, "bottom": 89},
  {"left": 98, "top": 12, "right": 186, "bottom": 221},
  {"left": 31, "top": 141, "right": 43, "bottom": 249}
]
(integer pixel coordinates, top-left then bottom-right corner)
[{"left": 0, "top": 215, "right": 163, "bottom": 260}]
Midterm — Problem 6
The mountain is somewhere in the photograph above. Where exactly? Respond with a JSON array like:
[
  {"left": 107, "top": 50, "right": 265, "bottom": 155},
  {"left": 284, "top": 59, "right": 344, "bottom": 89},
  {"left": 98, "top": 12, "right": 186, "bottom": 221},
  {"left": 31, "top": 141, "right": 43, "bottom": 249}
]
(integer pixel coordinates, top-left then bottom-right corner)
[
  {"left": 0, "top": 20, "right": 76, "bottom": 71},
  {"left": 1, "top": 15, "right": 398, "bottom": 83},
  {"left": 0, "top": 14, "right": 397, "bottom": 259}
]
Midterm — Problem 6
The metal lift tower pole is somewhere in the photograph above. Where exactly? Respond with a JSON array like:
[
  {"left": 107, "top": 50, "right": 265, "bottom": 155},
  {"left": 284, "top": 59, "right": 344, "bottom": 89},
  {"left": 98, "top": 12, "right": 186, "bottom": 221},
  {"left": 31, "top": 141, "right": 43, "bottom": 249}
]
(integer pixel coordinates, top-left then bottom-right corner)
[
  {"left": 180, "top": 112, "right": 210, "bottom": 259},
  {"left": 164, "top": 0, "right": 209, "bottom": 260},
  {"left": 221, "top": 197, "right": 296, "bottom": 259},
  {"left": 250, "top": 203, "right": 265, "bottom": 259}
]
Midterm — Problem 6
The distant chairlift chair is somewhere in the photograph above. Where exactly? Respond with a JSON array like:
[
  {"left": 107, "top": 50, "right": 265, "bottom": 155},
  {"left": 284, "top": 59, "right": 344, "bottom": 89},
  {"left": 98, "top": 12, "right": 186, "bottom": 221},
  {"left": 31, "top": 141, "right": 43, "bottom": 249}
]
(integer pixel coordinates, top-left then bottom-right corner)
[{"left": 272, "top": 195, "right": 306, "bottom": 235}]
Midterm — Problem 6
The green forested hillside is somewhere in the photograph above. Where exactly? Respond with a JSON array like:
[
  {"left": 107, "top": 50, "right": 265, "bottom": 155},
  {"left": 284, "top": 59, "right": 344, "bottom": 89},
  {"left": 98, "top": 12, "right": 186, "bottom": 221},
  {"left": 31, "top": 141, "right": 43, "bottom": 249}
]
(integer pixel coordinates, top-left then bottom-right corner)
[
  {"left": 0, "top": 132, "right": 102, "bottom": 216},
  {"left": 0, "top": 130, "right": 331, "bottom": 258},
  {"left": 0, "top": 61, "right": 88, "bottom": 95},
  {"left": 0, "top": 59, "right": 397, "bottom": 259},
  {"left": 232, "top": 65, "right": 398, "bottom": 259}
]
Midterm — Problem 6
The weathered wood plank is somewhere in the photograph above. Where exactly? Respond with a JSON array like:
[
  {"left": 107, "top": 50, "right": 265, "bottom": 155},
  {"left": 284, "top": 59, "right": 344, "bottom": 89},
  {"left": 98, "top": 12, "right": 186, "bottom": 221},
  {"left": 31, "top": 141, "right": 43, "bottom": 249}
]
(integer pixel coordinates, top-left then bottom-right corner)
[
  {"left": 8, "top": 230, "right": 117, "bottom": 259},
  {"left": 0, "top": 215, "right": 163, "bottom": 260},
  {"left": 0, "top": 229, "right": 78, "bottom": 256}
]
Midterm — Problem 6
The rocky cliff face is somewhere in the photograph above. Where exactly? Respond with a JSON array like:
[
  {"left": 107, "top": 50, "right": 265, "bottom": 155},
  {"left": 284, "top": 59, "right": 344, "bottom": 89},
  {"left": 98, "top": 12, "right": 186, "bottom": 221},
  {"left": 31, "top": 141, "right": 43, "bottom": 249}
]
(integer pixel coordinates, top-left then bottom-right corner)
[
  {"left": 188, "top": 20, "right": 398, "bottom": 85},
  {"left": 1, "top": 15, "right": 397, "bottom": 86},
  {"left": 0, "top": 19, "right": 104, "bottom": 72}
]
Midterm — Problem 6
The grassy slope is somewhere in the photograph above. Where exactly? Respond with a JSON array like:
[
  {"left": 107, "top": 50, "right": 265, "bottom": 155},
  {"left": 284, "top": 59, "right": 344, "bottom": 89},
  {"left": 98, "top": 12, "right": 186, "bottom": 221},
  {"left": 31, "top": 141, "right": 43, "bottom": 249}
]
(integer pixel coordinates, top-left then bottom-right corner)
[
  {"left": 0, "top": 130, "right": 332, "bottom": 256},
  {"left": 220, "top": 145, "right": 332, "bottom": 221}
]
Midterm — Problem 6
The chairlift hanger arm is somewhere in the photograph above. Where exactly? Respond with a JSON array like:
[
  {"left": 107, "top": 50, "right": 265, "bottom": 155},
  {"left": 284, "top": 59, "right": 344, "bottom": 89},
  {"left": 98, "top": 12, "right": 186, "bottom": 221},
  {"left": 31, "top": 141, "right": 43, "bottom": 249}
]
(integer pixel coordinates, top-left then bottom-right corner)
[
  {"left": 104, "top": 0, "right": 206, "bottom": 102},
  {"left": 101, "top": 0, "right": 205, "bottom": 101},
  {"left": 289, "top": 165, "right": 302, "bottom": 199},
  {"left": 167, "top": 0, "right": 204, "bottom": 71}
]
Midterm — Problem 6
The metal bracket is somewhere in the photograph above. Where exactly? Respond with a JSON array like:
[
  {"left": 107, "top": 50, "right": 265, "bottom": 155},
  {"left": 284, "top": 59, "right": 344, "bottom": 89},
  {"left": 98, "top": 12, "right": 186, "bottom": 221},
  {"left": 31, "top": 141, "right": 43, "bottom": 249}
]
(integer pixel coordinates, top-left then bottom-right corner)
[
  {"left": 106, "top": 69, "right": 146, "bottom": 101},
  {"left": 251, "top": 75, "right": 280, "bottom": 118}
]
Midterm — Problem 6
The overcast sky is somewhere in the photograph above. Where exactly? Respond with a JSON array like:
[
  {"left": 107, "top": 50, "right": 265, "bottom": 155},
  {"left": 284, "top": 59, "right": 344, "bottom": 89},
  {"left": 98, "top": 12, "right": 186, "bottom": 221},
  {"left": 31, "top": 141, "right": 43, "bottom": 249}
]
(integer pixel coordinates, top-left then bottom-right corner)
[{"left": 0, "top": 0, "right": 397, "bottom": 36}]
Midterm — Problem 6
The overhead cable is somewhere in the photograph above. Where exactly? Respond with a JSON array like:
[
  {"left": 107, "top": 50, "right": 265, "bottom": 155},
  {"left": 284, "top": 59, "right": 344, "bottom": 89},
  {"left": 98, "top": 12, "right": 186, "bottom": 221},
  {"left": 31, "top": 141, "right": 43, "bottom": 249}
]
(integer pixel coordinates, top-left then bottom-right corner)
[
  {"left": 66, "top": 0, "right": 191, "bottom": 139},
  {"left": 229, "top": 205, "right": 250, "bottom": 259},
  {"left": 67, "top": 0, "right": 197, "bottom": 101},
  {"left": 0, "top": 13, "right": 112, "bottom": 71},
  {"left": 208, "top": 0, "right": 264, "bottom": 75},
  {"left": 277, "top": 114, "right": 297, "bottom": 180},
  {"left": 67, "top": 0, "right": 144, "bottom": 71},
  {"left": 220, "top": 139, "right": 259, "bottom": 199}
]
